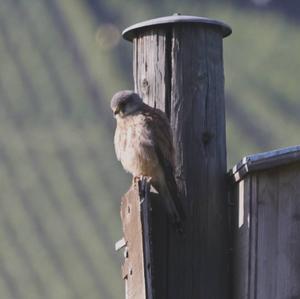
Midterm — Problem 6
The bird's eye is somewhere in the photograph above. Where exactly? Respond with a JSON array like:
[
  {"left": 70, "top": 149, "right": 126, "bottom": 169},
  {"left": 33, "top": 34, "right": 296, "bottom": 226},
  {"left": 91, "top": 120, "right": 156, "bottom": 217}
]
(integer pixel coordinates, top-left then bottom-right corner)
[{"left": 119, "top": 101, "right": 127, "bottom": 112}]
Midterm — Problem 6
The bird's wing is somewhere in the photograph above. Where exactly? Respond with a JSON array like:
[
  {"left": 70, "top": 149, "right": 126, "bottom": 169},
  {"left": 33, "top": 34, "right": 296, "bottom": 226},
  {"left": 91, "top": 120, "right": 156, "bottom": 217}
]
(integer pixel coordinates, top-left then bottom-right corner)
[
  {"left": 141, "top": 106, "right": 174, "bottom": 167},
  {"left": 142, "top": 107, "right": 185, "bottom": 225}
]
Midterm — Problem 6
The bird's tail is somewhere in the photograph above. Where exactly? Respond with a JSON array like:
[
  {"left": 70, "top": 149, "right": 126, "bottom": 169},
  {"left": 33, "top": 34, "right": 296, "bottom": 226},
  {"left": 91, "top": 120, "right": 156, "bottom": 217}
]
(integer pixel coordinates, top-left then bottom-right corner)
[{"left": 159, "top": 183, "right": 185, "bottom": 233}]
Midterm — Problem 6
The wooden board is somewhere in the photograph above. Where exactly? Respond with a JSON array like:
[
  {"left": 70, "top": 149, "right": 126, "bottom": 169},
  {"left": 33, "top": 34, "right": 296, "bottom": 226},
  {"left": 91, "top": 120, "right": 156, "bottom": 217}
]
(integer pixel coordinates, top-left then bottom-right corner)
[
  {"left": 232, "top": 163, "right": 300, "bottom": 299},
  {"left": 232, "top": 177, "right": 251, "bottom": 299},
  {"left": 120, "top": 180, "right": 153, "bottom": 299},
  {"left": 256, "top": 164, "right": 300, "bottom": 299}
]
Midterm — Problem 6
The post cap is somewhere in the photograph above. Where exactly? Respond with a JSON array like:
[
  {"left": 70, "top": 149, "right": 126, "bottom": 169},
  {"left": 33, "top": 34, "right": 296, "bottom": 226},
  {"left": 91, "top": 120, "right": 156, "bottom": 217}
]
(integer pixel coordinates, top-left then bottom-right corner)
[
  {"left": 122, "top": 14, "right": 232, "bottom": 41},
  {"left": 229, "top": 145, "right": 300, "bottom": 183}
]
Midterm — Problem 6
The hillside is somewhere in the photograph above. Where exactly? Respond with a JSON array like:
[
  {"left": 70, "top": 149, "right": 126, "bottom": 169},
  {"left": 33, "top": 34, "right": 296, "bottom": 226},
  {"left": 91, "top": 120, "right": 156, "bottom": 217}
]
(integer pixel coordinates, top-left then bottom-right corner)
[{"left": 0, "top": 1, "right": 299, "bottom": 298}]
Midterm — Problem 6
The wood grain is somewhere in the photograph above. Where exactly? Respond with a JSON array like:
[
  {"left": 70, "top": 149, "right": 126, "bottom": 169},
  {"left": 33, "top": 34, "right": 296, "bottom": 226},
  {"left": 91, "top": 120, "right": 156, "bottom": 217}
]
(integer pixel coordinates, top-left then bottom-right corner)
[
  {"left": 256, "top": 164, "right": 300, "bottom": 299},
  {"left": 232, "top": 163, "right": 300, "bottom": 299},
  {"left": 121, "top": 180, "right": 153, "bottom": 299}
]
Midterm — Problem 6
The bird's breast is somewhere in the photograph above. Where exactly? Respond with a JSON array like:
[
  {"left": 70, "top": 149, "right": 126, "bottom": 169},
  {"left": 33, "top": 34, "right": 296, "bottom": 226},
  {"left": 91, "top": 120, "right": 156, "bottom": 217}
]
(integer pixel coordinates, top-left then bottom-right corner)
[{"left": 114, "top": 117, "right": 159, "bottom": 177}]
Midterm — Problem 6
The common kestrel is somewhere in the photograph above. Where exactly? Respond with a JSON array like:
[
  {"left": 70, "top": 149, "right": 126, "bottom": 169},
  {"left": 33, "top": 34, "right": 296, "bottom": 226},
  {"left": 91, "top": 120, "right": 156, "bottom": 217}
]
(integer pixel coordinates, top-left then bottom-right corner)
[{"left": 111, "top": 90, "right": 185, "bottom": 231}]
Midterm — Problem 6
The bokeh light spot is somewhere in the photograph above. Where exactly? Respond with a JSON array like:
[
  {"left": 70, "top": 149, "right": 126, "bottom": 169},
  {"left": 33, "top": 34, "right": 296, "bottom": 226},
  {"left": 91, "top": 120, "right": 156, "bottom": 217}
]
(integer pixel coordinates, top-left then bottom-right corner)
[
  {"left": 95, "top": 24, "right": 121, "bottom": 51},
  {"left": 251, "top": 0, "right": 272, "bottom": 6}
]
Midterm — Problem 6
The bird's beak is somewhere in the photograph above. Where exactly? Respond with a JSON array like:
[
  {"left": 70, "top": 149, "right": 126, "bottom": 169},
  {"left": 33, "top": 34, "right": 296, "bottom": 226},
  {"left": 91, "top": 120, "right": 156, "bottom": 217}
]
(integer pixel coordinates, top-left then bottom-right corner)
[{"left": 114, "top": 106, "right": 120, "bottom": 115}]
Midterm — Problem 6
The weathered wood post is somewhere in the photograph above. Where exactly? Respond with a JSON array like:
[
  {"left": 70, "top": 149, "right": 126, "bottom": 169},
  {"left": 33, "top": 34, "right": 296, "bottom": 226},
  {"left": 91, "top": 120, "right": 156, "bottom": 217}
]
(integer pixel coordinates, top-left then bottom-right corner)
[
  {"left": 119, "top": 14, "right": 231, "bottom": 298},
  {"left": 229, "top": 146, "right": 300, "bottom": 299}
]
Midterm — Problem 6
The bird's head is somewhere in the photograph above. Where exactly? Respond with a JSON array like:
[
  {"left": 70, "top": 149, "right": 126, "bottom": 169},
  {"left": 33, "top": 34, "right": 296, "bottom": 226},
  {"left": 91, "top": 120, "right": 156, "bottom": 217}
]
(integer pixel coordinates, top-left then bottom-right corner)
[{"left": 111, "top": 90, "right": 143, "bottom": 118}]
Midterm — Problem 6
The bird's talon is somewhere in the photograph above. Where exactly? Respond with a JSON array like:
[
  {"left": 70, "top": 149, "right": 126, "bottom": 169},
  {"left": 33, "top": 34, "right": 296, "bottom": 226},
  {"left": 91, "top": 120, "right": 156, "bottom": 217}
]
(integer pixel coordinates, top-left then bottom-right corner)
[
  {"left": 133, "top": 176, "right": 140, "bottom": 185},
  {"left": 133, "top": 175, "right": 147, "bottom": 188}
]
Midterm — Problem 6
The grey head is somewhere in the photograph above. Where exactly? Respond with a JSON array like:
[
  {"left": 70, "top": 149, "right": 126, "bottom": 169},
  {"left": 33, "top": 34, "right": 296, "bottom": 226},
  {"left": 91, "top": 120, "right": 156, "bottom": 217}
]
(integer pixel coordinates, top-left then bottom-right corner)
[{"left": 111, "top": 90, "right": 143, "bottom": 118}]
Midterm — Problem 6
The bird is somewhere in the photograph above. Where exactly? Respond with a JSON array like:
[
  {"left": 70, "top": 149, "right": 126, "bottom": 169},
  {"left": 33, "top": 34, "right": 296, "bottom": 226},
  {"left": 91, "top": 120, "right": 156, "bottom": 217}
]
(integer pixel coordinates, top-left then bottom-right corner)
[{"left": 111, "top": 90, "right": 185, "bottom": 232}]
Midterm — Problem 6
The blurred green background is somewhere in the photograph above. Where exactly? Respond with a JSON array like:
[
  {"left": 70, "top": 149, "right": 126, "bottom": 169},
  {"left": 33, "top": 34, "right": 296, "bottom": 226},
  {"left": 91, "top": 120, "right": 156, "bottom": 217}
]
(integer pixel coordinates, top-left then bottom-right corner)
[{"left": 0, "top": 0, "right": 299, "bottom": 298}]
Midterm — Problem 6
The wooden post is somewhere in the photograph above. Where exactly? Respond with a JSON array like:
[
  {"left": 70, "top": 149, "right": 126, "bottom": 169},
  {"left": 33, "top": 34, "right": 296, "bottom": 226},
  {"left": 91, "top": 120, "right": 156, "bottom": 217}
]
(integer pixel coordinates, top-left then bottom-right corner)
[{"left": 120, "top": 15, "right": 231, "bottom": 298}]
